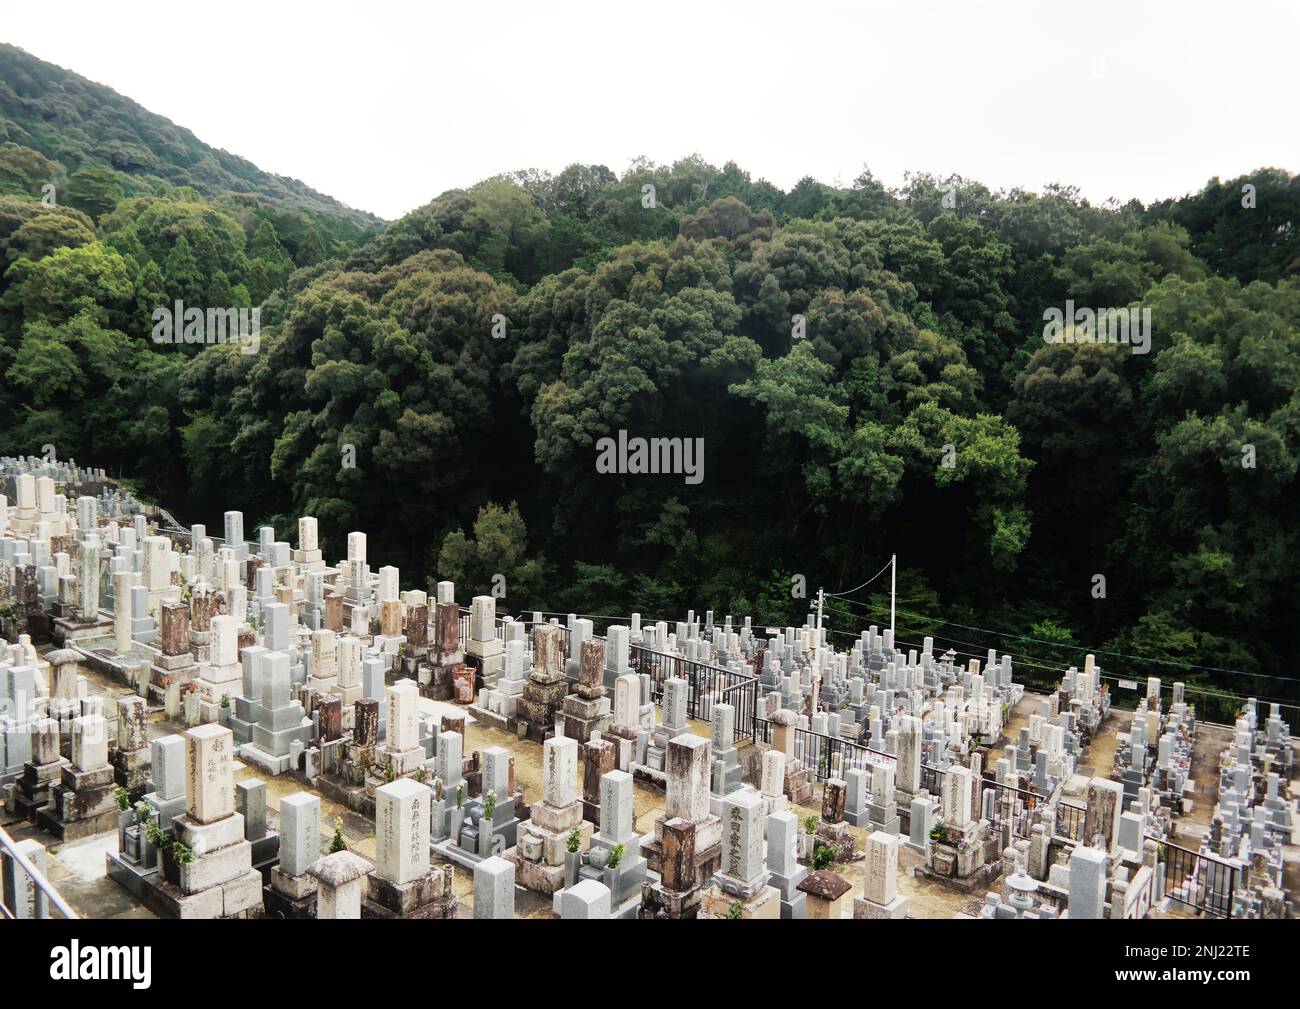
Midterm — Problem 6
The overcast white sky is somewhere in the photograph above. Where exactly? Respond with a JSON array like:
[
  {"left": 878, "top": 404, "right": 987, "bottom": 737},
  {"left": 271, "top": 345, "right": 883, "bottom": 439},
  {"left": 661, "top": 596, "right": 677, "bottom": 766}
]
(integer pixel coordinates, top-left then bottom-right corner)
[{"left": 6, "top": 0, "right": 1298, "bottom": 221}]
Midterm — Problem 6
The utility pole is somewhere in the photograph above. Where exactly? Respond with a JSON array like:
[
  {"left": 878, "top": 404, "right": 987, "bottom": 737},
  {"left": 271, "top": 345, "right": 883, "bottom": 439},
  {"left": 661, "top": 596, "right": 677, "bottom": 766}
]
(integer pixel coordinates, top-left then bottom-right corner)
[
  {"left": 816, "top": 586, "right": 825, "bottom": 646},
  {"left": 890, "top": 553, "right": 896, "bottom": 638}
]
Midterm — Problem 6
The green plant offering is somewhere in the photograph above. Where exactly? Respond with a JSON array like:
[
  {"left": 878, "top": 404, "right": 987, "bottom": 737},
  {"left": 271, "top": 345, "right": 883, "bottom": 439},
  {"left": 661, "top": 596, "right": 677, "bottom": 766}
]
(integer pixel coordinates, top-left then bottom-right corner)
[
  {"left": 608, "top": 841, "right": 625, "bottom": 869},
  {"left": 566, "top": 826, "right": 581, "bottom": 853}
]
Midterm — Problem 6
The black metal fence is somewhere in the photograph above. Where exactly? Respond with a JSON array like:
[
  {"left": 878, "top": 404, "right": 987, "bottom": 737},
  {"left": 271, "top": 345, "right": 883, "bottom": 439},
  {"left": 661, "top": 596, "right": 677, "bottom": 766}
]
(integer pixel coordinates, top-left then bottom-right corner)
[
  {"left": 979, "top": 779, "right": 1041, "bottom": 840},
  {"left": 753, "top": 718, "right": 895, "bottom": 782},
  {"left": 1156, "top": 840, "right": 1239, "bottom": 918},
  {"left": 459, "top": 610, "right": 763, "bottom": 745},
  {"left": 629, "top": 644, "right": 759, "bottom": 742},
  {"left": 1055, "top": 800, "right": 1086, "bottom": 842},
  {"left": 917, "top": 764, "right": 1042, "bottom": 841},
  {"left": 1099, "top": 677, "right": 1300, "bottom": 733}
]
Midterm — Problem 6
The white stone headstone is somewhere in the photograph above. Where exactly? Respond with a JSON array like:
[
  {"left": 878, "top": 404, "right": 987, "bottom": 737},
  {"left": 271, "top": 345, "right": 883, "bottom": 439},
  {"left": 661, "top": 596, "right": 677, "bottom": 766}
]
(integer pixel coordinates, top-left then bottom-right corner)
[
  {"left": 184, "top": 723, "right": 235, "bottom": 824},
  {"left": 375, "top": 777, "right": 429, "bottom": 885}
]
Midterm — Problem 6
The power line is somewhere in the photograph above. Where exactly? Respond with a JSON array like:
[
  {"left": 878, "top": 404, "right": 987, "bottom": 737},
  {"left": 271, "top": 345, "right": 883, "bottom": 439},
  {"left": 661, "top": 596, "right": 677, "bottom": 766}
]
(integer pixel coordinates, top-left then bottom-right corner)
[
  {"left": 830, "top": 624, "right": 1070, "bottom": 675},
  {"left": 825, "top": 557, "right": 894, "bottom": 598},
  {"left": 824, "top": 593, "right": 1290, "bottom": 684},
  {"left": 826, "top": 627, "right": 1300, "bottom": 709}
]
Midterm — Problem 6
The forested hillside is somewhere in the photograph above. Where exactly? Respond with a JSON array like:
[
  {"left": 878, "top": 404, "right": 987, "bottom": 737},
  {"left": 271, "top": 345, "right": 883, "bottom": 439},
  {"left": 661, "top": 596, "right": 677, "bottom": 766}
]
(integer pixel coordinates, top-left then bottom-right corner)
[
  {"left": 0, "top": 51, "right": 1296, "bottom": 698},
  {"left": 0, "top": 44, "right": 382, "bottom": 231}
]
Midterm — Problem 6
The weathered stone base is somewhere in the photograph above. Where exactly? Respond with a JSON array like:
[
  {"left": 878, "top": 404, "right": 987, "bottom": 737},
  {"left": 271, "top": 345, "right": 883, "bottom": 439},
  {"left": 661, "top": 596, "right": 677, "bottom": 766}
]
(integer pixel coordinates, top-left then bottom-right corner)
[
  {"left": 515, "top": 678, "right": 568, "bottom": 742},
  {"left": 917, "top": 859, "right": 1001, "bottom": 894},
  {"left": 35, "top": 805, "right": 119, "bottom": 841},
  {"left": 866, "top": 814, "right": 902, "bottom": 836},
  {"left": 785, "top": 765, "right": 814, "bottom": 806},
  {"left": 315, "top": 772, "right": 377, "bottom": 818},
  {"left": 466, "top": 704, "right": 512, "bottom": 734},
  {"left": 139, "top": 867, "right": 263, "bottom": 919},
  {"left": 418, "top": 665, "right": 455, "bottom": 702},
  {"left": 237, "top": 743, "right": 296, "bottom": 776},
  {"left": 362, "top": 865, "right": 457, "bottom": 919},
  {"left": 638, "top": 879, "right": 704, "bottom": 919},
  {"left": 853, "top": 893, "right": 910, "bottom": 919},
  {"left": 700, "top": 882, "right": 781, "bottom": 919},
  {"left": 376, "top": 744, "right": 427, "bottom": 778},
  {"left": 814, "top": 820, "right": 856, "bottom": 862},
  {"left": 12, "top": 760, "right": 61, "bottom": 821},
  {"left": 50, "top": 615, "right": 115, "bottom": 648},
  {"left": 630, "top": 763, "right": 667, "bottom": 791},
  {"left": 263, "top": 869, "right": 318, "bottom": 919},
  {"left": 112, "top": 747, "right": 152, "bottom": 798},
  {"left": 640, "top": 835, "right": 721, "bottom": 880},
  {"left": 518, "top": 803, "right": 591, "bottom": 864},
  {"left": 561, "top": 709, "right": 612, "bottom": 745},
  {"left": 105, "top": 850, "right": 155, "bottom": 899},
  {"left": 509, "top": 853, "right": 567, "bottom": 895}
]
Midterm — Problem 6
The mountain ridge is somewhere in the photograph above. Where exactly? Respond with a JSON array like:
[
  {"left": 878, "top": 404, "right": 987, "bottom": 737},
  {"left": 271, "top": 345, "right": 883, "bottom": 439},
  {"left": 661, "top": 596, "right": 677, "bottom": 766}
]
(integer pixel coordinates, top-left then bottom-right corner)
[{"left": 0, "top": 43, "right": 384, "bottom": 229}]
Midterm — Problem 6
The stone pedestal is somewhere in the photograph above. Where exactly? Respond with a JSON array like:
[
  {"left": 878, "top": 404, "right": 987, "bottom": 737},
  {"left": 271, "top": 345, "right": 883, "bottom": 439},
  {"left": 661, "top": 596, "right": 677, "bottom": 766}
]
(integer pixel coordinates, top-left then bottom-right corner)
[
  {"left": 784, "top": 758, "right": 814, "bottom": 805},
  {"left": 920, "top": 818, "right": 1000, "bottom": 893},
  {"left": 35, "top": 714, "right": 118, "bottom": 840},
  {"left": 516, "top": 624, "right": 568, "bottom": 742},
  {"left": 853, "top": 830, "right": 910, "bottom": 919},
  {"left": 308, "top": 850, "right": 372, "bottom": 919},
  {"left": 362, "top": 863, "right": 458, "bottom": 919},
  {"left": 509, "top": 736, "right": 593, "bottom": 895},
  {"left": 582, "top": 738, "right": 616, "bottom": 823},
  {"left": 112, "top": 695, "right": 151, "bottom": 797},
  {"left": 765, "top": 810, "right": 807, "bottom": 918},
  {"left": 236, "top": 651, "right": 314, "bottom": 775},
  {"left": 139, "top": 725, "right": 262, "bottom": 919},
  {"left": 560, "top": 637, "right": 612, "bottom": 743},
  {"left": 701, "top": 881, "right": 781, "bottom": 918},
  {"left": 363, "top": 777, "right": 458, "bottom": 918},
  {"left": 638, "top": 816, "right": 708, "bottom": 919},
  {"left": 12, "top": 717, "right": 63, "bottom": 821}
]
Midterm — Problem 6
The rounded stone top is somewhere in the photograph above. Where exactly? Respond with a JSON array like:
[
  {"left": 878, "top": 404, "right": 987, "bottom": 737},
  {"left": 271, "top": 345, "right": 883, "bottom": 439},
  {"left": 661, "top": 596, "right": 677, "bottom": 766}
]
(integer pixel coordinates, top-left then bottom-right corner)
[
  {"left": 1005, "top": 872, "right": 1039, "bottom": 897},
  {"left": 45, "top": 649, "right": 82, "bottom": 667},
  {"left": 770, "top": 709, "right": 798, "bottom": 727},
  {"left": 308, "top": 850, "right": 374, "bottom": 886},
  {"left": 797, "top": 869, "right": 852, "bottom": 900}
]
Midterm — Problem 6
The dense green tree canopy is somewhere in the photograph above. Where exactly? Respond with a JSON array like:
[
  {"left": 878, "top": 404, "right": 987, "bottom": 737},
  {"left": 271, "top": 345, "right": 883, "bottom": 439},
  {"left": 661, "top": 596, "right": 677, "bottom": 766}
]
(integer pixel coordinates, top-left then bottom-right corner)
[{"left": 0, "top": 70, "right": 1295, "bottom": 701}]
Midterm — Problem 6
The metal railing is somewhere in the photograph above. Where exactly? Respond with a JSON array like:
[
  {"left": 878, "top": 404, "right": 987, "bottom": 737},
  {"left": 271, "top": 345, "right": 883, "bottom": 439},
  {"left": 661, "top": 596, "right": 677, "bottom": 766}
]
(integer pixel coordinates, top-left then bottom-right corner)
[
  {"left": 630, "top": 644, "right": 758, "bottom": 741},
  {"left": 458, "top": 611, "right": 570, "bottom": 653},
  {"left": 916, "top": 764, "right": 1042, "bottom": 841},
  {"left": 1156, "top": 839, "right": 1239, "bottom": 919},
  {"left": 0, "top": 825, "right": 78, "bottom": 920},
  {"left": 458, "top": 611, "right": 762, "bottom": 745},
  {"left": 1055, "top": 800, "right": 1086, "bottom": 842},
  {"left": 754, "top": 718, "right": 895, "bottom": 782},
  {"left": 979, "top": 779, "right": 1041, "bottom": 840}
]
